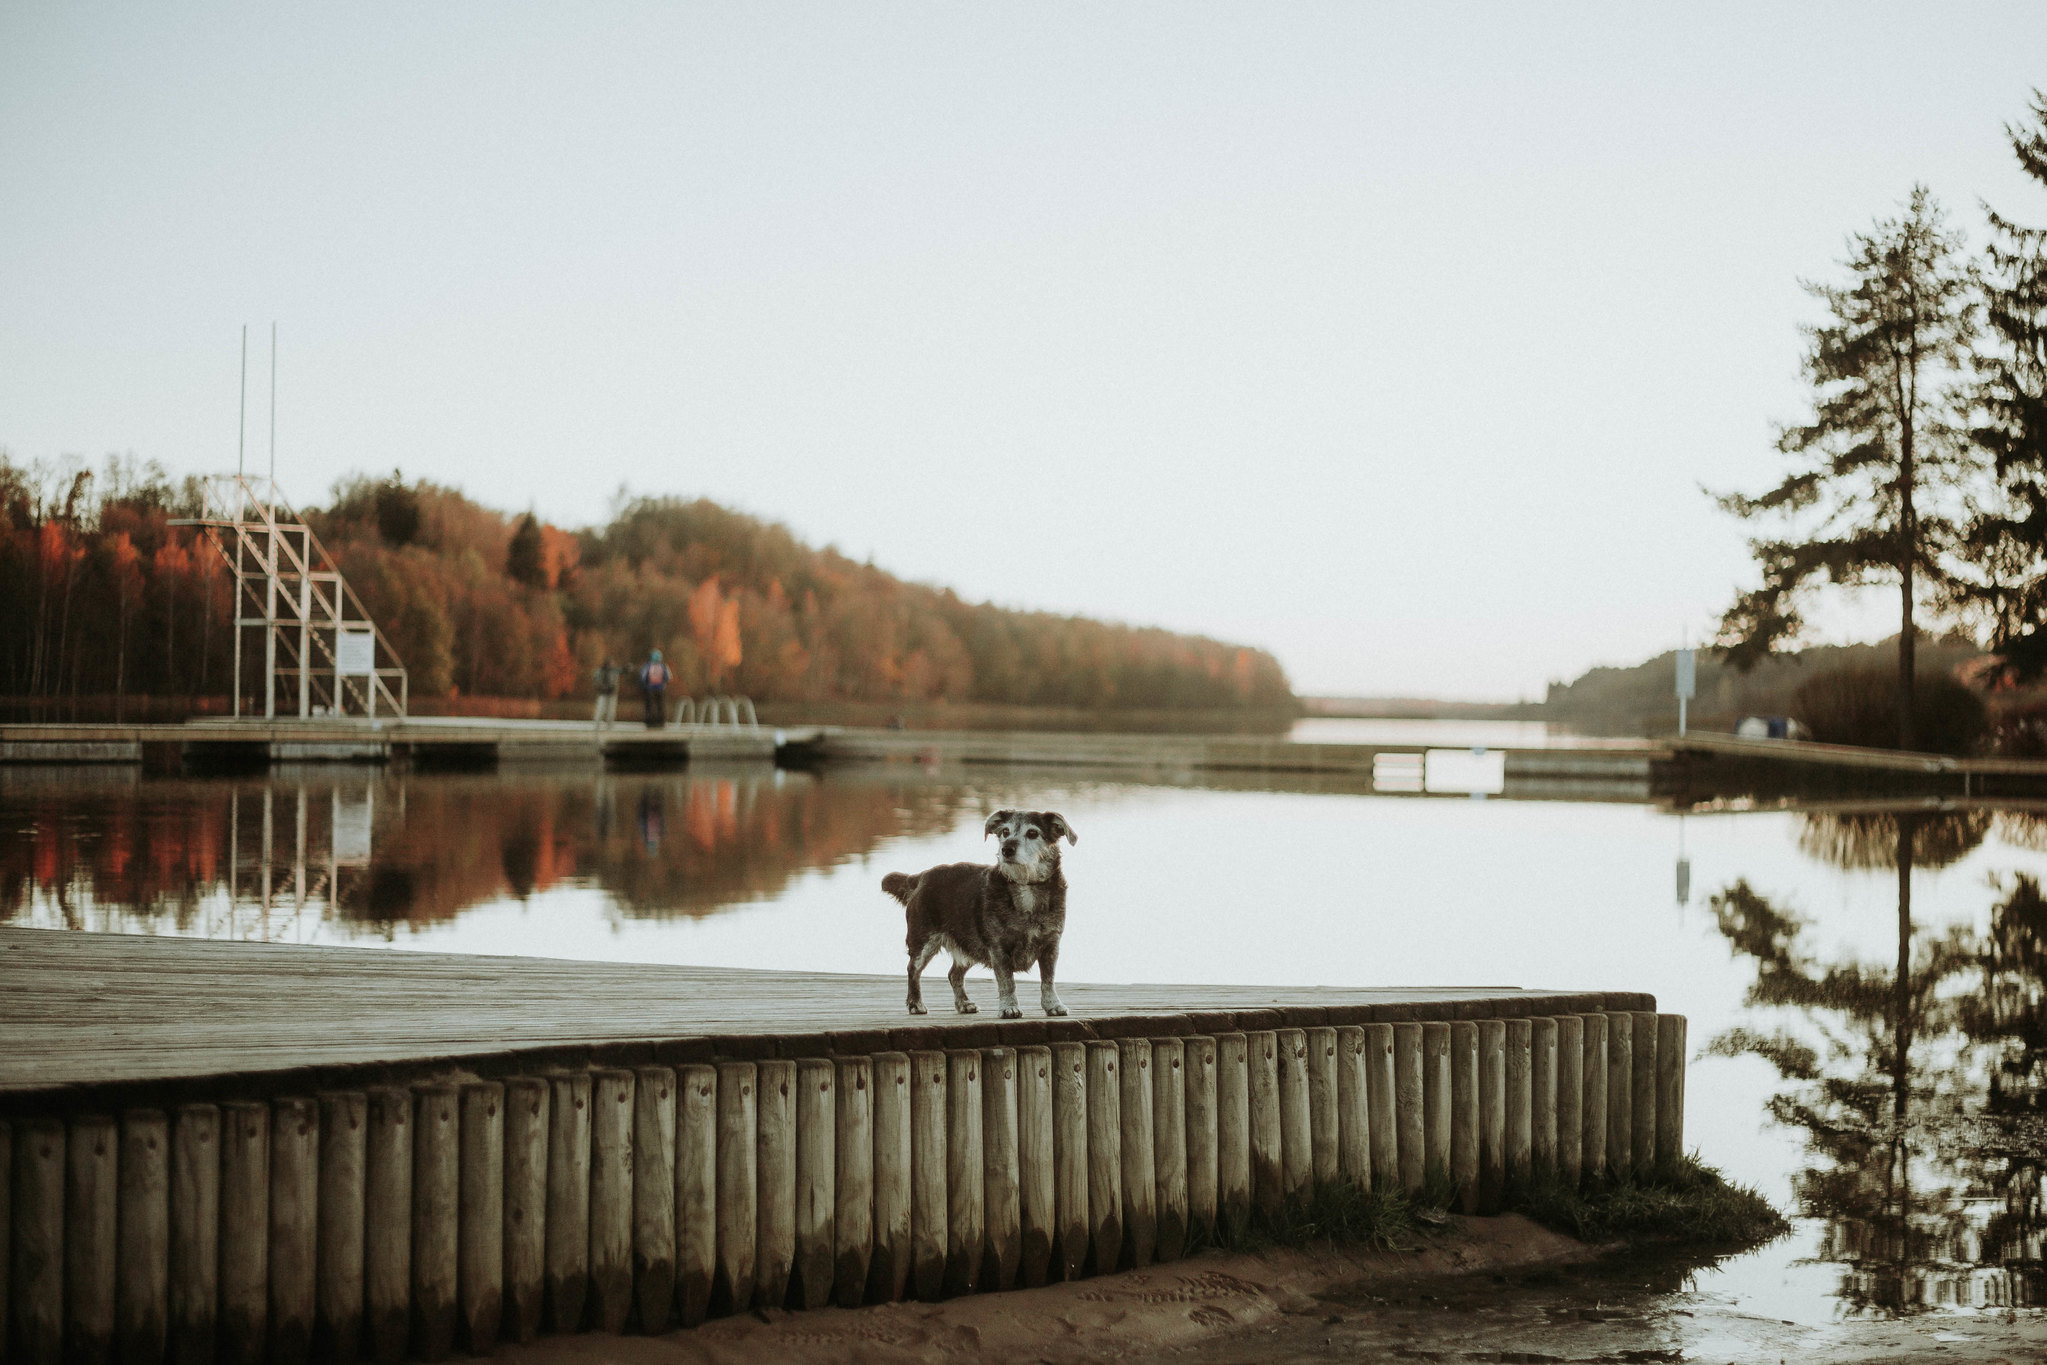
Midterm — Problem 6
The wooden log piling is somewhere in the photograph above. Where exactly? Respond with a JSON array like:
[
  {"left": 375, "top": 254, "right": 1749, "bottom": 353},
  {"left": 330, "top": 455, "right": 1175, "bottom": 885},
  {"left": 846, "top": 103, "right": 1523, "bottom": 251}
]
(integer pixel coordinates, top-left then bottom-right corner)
[
  {"left": 793, "top": 1058, "right": 836, "bottom": 1311},
  {"left": 1015, "top": 1047, "right": 1055, "bottom": 1289},
  {"left": 1364, "top": 1024, "right": 1398, "bottom": 1193},
  {"left": 541, "top": 1073, "right": 590, "bottom": 1334},
  {"left": 218, "top": 1101, "right": 269, "bottom": 1365},
  {"left": 1392, "top": 1024, "right": 1424, "bottom": 1194},
  {"left": 1555, "top": 1016, "right": 1583, "bottom": 1190},
  {"left": 1049, "top": 1042, "right": 1090, "bottom": 1282},
  {"left": 1580, "top": 1014, "right": 1608, "bottom": 1185},
  {"left": 500, "top": 1077, "right": 549, "bottom": 1344},
  {"left": 1530, "top": 1019, "right": 1557, "bottom": 1184},
  {"left": 457, "top": 1083, "right": 504, "bottom": 1356},
  {"left": 907, "top": 1052, "right": 946, "bottom": 1301},
  {"left": 1212, "top": 1034, "right": 1250, "bottom": 1235},
  {"left": 1083, "top": 1042, "right": 1122, "bottom": 1275},
  {"left": 1245, "top": 1032, "right": 1282, "bottom": 1218},
  {"left": 1605, "top": 1012, "right": 1633, "bottom": 1183},
  {"left": 116, "top": 1110, "right": 169, "bottom": 1365},
  {"left": 674, "top": 1066, "right": 717, "bottom": 1327},
  {"left": 1424, "top": 1023, "right": 1457, "bottom": 1195},
  {"left": 65, "top": 1113, "right": 117, "bottom": 1365},
  {"left": 1448, "top": 1022, "right": 1478, "bottom": 1213},
  {"left": 942, "top": 1052, "right": 983, "bottom": 1297},
  {"left": 629, "top": 1068, "right": 675, "bottom": 1334},
  {"left": 14, "top": 1116, "right": 63, "bottom": 1365},
  {"left": 409, "top": 1085, "right": 458, "bottom": 1361},
  {"left": 169, "top": 1104, "right": 219, "bottom": 1365},
  {"left": 865, "top": 1053, "right": 910, "bottom": 1304},
  {"left": 266, "top": 1098, "right": 317, "bottom": 1365},
  {"left": 1274, "top": 1030, "right": 1312, "bottom": 1209},
  {"left": 1631, "top": 1011, "right": 1659, "bottom": 1178},
  {"left": 981, "top": 1049, "right": 1022, "bottom": 1292},
  {"left": 1656, "top": 1014, "right": 1687, "bottom": 1179},
  {"left": 578, "top": 1072, "right": 630, "bottom": 1333},
  {"left": 1149, "top": 1039, "right": 1188, "bottom": 1263},
  {"left": 832, "top": 1057, "right": 875, "bottom": 1306},
  {"left": 313, "top": 1092, "right": 365, "bottom": 1363},
  {"left": 1505, "top": 1019, "right": 1532, "bottom": 1194},
  {"left": 1182, "top": 1036, "right": 1219, "bottom": 1240},
  {"left": 1115, "top": 1039, "right": 1156, "bottom": 1268},
  {"left": 754, "top": 1060, "right": 797, "bottom": 1311},
  {"left": 1335, "top": 1026, "right": 1370, "bottom": 1191},
  {"left": 712, "top": 1063, "right": 757, "bottom": 1317}
]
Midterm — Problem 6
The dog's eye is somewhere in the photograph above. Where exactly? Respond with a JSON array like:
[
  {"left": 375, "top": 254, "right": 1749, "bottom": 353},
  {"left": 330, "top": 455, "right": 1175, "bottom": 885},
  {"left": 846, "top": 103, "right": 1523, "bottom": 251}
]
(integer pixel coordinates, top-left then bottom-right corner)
[{"left": 1026, "top": 830, "right": 1038, "bottom": 839}]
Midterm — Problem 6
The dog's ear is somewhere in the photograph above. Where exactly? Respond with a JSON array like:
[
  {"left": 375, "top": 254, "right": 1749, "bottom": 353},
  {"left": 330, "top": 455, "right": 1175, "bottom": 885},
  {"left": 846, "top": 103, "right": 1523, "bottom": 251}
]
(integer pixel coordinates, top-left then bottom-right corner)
[
  {"left": 984, "top": 809, "right": 1014, "bottom": 841},
  {"left": 1042, "top": 812, "right": 1077, "bottom": 846}
]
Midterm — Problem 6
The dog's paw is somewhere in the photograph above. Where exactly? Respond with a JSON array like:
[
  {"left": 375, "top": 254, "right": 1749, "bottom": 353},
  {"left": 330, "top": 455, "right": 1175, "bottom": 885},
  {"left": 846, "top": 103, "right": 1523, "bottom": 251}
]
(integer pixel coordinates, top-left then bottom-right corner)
[
  {"left": 1044, "top": 1002, "right": 1069, "bottom": 1017},
  {"left": 907, "top": 1001, "right": 928, "bottom": 1015},
  {"left": 955, "top": 1000, "right": 978, "bottom": 1014},
  {"left": 1000, "top": 1004, "right": 1023, "bottom": 1019}
]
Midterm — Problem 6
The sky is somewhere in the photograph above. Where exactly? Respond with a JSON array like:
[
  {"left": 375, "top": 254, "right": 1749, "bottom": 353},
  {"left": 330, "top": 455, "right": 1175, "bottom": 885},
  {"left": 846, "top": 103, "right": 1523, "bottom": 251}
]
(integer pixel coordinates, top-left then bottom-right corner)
[{"left": 4, "top": 4, "right": 2045, "bottom": 700}]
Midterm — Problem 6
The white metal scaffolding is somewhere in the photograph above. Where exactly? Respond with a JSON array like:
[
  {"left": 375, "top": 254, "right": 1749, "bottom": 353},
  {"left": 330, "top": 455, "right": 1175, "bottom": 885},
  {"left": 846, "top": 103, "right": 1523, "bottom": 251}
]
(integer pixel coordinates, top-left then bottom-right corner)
[{"left": 173, "top": 473, "right": 409, "bottom": 719}]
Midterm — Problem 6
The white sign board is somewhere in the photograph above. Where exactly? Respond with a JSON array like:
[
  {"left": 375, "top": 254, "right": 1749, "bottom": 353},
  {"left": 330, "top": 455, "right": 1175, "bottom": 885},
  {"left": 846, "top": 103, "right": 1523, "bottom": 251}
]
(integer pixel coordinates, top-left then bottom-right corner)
[
  {"left": 336, "top": 629, "right": 376, "bottom": 676},
  {"left": 1674, "top": 648, "right": 1696, "bottom": 700}
]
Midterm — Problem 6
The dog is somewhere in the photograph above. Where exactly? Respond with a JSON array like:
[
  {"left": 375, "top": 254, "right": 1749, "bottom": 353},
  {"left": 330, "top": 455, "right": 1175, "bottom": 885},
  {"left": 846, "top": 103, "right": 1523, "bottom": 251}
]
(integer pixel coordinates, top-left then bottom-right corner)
[{"left": 881, "top": 808, "right": 1076, "bottom": 1019}]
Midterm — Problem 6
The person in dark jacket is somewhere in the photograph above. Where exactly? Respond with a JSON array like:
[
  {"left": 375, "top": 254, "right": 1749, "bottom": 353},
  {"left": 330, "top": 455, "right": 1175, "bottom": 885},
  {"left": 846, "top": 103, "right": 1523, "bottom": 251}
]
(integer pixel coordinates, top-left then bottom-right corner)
[
  {"left": 639, "top": 650, "right": 673, "bottom": 727},
  {"left": 592, "top": 659, "right": 621, "bottom": 729}
]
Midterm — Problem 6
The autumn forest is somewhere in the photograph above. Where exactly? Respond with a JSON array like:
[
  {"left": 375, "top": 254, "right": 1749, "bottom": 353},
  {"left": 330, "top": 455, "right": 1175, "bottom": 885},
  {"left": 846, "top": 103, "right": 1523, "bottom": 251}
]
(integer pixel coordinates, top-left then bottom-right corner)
[{"left": 0, "top": 457, "right": 1294, "bottom": 720}]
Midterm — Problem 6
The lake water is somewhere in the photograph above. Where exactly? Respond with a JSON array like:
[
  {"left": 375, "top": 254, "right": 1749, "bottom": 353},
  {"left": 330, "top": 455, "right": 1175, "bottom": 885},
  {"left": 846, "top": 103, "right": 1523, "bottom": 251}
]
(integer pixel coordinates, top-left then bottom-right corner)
[{"left": 7, "top": 745, "right": 2047, "bottom": 1331}]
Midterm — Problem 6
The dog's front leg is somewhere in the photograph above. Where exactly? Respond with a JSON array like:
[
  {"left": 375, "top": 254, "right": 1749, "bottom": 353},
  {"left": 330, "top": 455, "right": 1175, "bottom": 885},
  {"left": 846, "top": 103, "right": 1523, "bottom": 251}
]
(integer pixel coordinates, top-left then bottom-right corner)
[
  {"left": 1037, "top": 943, "right": 1068, "bottom": 1017},
  {"left": 992, "top": 960, "right": 1022, "bottom": 1019}
]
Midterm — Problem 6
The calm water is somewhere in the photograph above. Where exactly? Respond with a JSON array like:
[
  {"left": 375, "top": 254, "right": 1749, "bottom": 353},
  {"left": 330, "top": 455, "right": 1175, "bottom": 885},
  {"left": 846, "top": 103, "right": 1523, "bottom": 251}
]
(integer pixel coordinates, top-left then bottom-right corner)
[{"left": 7, "top": 749, "right": 2047, "bottom": 1328}]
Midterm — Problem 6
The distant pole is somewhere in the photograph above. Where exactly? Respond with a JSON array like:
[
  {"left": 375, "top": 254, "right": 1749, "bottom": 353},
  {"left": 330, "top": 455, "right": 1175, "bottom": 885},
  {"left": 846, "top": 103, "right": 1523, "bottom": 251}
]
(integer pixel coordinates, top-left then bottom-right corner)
[
  {"left": 268, "top": 322, "right": 278, "bottom": 492},
  {"left": 1674, "top": 635, "right": 1696, "bottom": 737},
  {"left": 237, "top": 325, "right": 247, "bottom": 480}
]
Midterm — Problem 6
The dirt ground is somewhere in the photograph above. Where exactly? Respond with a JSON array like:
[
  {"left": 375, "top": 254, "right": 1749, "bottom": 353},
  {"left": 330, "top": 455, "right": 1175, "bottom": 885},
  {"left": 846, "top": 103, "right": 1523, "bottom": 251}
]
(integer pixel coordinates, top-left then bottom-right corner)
[{"left": 497, "top": 1217, "right": 2047, "bottom": 1365}]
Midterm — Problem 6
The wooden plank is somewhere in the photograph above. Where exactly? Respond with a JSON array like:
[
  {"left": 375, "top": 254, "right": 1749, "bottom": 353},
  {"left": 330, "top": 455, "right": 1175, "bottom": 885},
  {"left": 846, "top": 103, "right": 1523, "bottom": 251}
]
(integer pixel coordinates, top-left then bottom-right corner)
[{"left": 0, "top": 929, "right": 1566, "bottom": 1094}]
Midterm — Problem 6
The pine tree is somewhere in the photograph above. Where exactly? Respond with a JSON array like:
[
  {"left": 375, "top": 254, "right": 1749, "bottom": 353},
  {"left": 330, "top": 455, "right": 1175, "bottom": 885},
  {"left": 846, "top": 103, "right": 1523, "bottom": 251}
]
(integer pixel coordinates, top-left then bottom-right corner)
[
  {"left": 1959, "top": 93, "right": 2047, "bottom": 679},
  {"left": 506, "top": 512, "right": 547, "bottom": 590},
  {"left": 1715, "top": 186, "right": 1978, "bottom": 750}
]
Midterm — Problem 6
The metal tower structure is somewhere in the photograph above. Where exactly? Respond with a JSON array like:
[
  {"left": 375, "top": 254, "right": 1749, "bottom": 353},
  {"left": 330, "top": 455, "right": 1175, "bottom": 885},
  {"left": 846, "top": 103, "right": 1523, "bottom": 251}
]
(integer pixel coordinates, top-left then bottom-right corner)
[{"left": 174, "top": 474, "right": 409, "bottom": 719}]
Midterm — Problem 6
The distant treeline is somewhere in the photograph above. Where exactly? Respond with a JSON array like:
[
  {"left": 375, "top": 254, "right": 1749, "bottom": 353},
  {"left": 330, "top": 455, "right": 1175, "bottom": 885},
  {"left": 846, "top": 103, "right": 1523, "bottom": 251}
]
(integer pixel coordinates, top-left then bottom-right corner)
[
  {"left": 1541, "top": 635, "right": 1986, "bottom": 736},
  {"left": 0, "top": 455, "right": 1294, "bottom": 716}
]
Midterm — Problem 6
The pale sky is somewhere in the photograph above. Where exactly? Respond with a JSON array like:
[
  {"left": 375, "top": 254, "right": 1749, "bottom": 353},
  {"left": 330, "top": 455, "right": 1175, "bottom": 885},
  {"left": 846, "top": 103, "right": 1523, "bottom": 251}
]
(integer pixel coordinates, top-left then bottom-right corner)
[{"left": 4, "top": 4, "right": 2044, "bottom": 698}]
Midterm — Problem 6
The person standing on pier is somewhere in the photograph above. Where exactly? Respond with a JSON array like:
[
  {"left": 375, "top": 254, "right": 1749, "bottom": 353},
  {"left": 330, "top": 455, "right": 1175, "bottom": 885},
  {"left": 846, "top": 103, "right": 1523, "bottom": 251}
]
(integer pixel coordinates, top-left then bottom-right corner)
[
  {"left": 592, "top": 658, "right": 621, "bottom": 729},
  {"left": 639, "top": 649, "right": 673, "bottom": 727}
]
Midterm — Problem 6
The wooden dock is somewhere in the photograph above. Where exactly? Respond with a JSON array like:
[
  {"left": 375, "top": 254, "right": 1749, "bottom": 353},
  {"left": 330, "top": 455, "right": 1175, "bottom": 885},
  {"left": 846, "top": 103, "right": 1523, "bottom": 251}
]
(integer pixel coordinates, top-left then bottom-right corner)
[
  {"left": 0, "top": 719, "right": 785, "bottom": 772},
  {"left": 1, "top": 928, "right": 1681, "bottom": 1363}
]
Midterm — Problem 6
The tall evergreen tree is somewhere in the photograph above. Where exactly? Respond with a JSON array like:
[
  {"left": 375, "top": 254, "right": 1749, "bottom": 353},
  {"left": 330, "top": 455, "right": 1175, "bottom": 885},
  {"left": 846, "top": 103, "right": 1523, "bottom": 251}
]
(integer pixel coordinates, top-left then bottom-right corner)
[
  {"left": 506, "top": 511, "right": 547, "bottom": 590},
  {"left": 1959, "top": 93, "right": 2047, "bottom": 679},
  {"left": 1715, "top": 186, "right": 1978, "bottom": 749}
]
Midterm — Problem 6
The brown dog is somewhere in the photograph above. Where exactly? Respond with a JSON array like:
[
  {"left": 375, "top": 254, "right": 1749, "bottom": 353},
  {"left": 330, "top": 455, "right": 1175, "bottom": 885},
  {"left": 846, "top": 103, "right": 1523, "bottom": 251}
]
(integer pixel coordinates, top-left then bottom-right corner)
[{"left": 881, "top": 809, "right": 1076, "bottom": 1018}]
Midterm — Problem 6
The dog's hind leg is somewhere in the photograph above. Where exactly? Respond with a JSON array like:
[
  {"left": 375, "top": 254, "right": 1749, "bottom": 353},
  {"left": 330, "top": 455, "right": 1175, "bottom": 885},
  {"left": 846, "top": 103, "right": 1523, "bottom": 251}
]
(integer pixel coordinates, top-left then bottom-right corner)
[
  {"left": 1037, "top": 942, "right": 1069, "bottom": 1017},
  {"left": 906, "top": 936, "right": 942, "bottom": 1015},
  {"left": 947, "top": 957, "right": 978, "bottom": 1014},
  {"left": 991, "top": 961, "right": 1022, "bottom": 1020}
]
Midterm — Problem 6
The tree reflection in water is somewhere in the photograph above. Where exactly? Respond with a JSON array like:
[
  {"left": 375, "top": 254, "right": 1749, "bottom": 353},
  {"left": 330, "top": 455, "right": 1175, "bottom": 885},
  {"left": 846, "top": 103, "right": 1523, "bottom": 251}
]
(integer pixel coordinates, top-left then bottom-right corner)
[
  {"left": 0, "top": 769, "right": 981, "bottom": 935},
  {"left": 1711, "top": 806, "right": 2047, "bottom": 1313}
]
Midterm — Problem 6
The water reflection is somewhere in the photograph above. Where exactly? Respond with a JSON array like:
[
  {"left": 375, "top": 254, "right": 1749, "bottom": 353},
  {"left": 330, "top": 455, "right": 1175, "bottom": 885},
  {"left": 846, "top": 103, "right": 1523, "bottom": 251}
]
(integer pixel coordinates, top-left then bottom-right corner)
[
  {"left": 1709, "top": 807, "right": 2047, "bottom": 1314},
  {"left": 0, "top": 768, "right": 976, "bottom": 936}
]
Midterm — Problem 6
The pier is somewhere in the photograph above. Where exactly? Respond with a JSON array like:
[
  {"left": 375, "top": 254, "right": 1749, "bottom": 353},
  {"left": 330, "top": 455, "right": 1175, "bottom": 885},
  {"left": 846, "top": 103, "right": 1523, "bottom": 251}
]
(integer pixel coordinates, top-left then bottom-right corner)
[{"left": 1, "top": 927, "right": 1683, "bottom": 1363}]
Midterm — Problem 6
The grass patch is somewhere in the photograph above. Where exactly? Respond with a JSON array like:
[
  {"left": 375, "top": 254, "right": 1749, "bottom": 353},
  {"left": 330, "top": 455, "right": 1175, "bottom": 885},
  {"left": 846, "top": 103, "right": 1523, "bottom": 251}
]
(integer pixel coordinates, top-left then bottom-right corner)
[
  {"left": 1511, "top": 1156, "right": 1789, "bottom": 1250},
  {"left": 1185, "top": 1157, "right": 1787, "bottom": 1258},
  {"left": 1190, "top": 1178, "right": 1433, "bottom": 1255}
]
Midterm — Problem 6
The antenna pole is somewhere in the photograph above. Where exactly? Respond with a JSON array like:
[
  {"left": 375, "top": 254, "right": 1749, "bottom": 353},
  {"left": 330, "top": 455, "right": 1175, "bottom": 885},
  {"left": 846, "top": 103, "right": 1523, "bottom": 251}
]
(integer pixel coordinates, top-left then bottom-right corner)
[
  {"left": 237, "top": 324, "right": 247, "bottom": 481},
  {"left": 268, "top": 322, "right": 277, "bottom": 492}
]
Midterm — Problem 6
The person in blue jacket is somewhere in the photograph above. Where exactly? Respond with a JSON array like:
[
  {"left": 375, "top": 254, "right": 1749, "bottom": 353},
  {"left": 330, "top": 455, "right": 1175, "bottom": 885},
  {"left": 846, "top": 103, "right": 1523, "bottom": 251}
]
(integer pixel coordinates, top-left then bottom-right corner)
[{"left": 639, "top": 650, "right": 673, "bottom": 727}]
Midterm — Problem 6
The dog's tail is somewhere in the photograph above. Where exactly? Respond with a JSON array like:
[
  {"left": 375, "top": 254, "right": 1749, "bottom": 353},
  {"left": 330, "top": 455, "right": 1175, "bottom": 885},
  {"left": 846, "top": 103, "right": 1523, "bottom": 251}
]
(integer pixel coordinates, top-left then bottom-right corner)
[{"left": 881, "top": 871, "right": 920, "bottom": 906}]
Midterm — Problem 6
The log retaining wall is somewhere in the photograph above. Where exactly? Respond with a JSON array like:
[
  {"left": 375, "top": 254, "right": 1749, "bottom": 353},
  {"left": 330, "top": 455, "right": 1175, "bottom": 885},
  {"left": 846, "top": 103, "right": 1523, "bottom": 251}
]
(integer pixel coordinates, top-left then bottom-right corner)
[{"left": 2, "top": 1004, "right": 1685, "bottom": 1363}]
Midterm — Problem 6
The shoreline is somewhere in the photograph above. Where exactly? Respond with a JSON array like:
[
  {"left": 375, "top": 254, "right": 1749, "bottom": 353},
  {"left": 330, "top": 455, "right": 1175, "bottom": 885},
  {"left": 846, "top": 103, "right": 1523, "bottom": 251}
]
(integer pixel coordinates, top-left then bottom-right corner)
[{"left": 490, "top": 1214, "right": 1600, "bottom": 1365}]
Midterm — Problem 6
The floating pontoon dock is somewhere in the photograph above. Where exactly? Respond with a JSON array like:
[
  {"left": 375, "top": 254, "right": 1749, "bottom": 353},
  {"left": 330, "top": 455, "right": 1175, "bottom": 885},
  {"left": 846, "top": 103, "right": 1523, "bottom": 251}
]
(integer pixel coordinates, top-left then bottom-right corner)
[{"left": 1, "top": 927, "right": 1683, "bottom": 1364}]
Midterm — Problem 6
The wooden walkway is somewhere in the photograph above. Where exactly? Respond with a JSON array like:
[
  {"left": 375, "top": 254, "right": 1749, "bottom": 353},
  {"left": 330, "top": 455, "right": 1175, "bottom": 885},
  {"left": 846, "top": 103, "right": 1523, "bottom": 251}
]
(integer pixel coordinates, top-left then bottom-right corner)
[{"left": 0, "top": 928, "right": 1649, "bottom": 1104}]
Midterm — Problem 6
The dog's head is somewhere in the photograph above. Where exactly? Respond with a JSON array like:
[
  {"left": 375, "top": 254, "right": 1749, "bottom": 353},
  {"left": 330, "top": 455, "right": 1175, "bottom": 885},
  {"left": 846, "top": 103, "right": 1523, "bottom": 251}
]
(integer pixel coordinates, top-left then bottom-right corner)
[{"left": 984, "top": 809, "right": 1076, "bottom": 883}]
